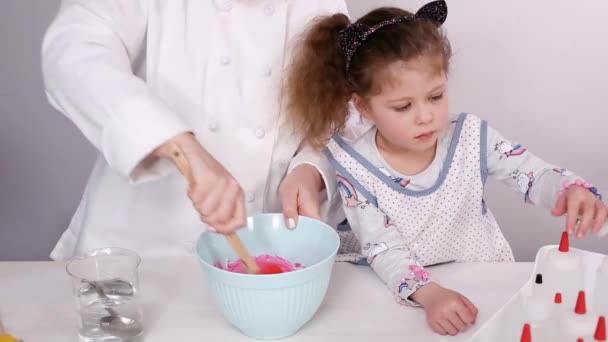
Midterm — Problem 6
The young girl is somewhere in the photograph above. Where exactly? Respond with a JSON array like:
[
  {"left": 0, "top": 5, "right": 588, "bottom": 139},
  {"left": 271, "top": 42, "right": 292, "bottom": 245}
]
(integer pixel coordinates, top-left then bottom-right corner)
[{"left": 285, "top": 0, "right": 607, "bottom": 336}]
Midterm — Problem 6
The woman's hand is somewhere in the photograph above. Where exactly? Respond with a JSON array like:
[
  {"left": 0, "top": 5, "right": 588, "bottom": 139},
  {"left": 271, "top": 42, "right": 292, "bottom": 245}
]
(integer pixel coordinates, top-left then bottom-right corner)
[{"left": 155, "top": 133, "right": 246, "bottom": 234}]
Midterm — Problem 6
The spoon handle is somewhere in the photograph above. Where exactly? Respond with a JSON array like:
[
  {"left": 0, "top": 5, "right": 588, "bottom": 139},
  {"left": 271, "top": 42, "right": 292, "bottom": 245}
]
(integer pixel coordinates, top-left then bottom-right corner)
[
  {"left": 86, "top": 281, "right": 121, "bottom": 317},
  {"left": 225, "top": 234, "right": 260, "bottom": 273}
]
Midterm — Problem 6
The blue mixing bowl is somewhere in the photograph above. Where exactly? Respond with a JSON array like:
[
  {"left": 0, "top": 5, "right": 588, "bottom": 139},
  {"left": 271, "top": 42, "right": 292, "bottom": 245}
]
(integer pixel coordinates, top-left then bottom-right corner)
[{"left": 195, "top": 214, "right": 340, "bottom": 339}]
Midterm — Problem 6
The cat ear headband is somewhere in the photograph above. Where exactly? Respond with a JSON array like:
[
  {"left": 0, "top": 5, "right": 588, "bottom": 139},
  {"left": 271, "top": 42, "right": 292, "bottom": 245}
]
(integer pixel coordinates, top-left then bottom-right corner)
[{"left": 338, "top": 0, "right": 448, "bottom": 85}]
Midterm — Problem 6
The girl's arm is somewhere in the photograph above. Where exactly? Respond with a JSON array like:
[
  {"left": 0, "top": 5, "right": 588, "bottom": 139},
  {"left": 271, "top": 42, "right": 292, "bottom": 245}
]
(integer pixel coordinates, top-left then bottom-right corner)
[
  {"left": 336, "top": 173, "right": 431, "bottom": 305},
  {"left": 485, "top": 123, "right": 605, "bottom": 235}
]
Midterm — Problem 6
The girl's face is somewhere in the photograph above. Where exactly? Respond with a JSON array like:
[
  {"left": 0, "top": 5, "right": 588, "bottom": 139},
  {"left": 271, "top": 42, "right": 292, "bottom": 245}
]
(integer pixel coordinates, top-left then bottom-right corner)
[{"left": 354, "top": 56, "right": 449, "bottom": 154}]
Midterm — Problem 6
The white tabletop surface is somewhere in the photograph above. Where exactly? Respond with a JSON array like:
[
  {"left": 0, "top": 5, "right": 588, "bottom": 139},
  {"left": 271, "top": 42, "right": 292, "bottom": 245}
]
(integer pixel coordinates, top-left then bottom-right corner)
[{"left": 0, "top": 258, "right": 533, "bottom": 342}]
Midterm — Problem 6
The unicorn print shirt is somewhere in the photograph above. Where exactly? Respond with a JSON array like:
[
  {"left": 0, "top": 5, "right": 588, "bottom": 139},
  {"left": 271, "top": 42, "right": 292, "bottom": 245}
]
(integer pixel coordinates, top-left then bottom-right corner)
[{"left": 325, "top": 113, "right": 591, "bottom": 306}]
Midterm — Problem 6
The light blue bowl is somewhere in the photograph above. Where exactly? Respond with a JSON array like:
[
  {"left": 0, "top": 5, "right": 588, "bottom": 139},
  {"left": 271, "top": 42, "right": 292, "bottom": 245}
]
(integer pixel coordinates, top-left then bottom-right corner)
[{"left": 195, "top": 214, "right": 340, "bottom": 340}]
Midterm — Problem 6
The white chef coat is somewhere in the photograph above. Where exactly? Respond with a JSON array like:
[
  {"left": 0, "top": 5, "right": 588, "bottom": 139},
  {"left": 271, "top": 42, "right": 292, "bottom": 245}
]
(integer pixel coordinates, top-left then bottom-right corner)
[{"left": 42, "top": 0, "right": 348, "bottom": 260}]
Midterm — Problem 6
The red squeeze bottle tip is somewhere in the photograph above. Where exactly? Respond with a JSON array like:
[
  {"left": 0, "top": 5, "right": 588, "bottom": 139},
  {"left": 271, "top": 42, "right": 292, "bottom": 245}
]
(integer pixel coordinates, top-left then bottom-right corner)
[
  {"left": 575, "top": 291, "right": 587, "bottom": 315},
  {"left": 595, "top": 316, "right": 606, "bottom": 341},
  {"left": 554, "top": 292, "right": 562, "bottom": 304},
  {"left": 559, "top": 231, "right": 570, "bottom": 252},
  {"left": 521, "top": 323, "right": 532, "bottom": 342}
]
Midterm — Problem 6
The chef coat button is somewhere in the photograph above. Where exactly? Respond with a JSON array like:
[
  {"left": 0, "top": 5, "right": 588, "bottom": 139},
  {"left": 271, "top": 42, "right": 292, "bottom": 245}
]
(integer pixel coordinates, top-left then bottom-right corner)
[
  {"left": 246, "top": 192, "right": 255, "bottom": 203},
  {"left": 264, "top": 4, "right": 275, "bottom": 16},
  {"left": 220, "top": 56, "right": 231, "bottom": 66},
  {"left": 262, "top": 66, "right": 272, "bottom": 78},
  {"left": 207, "top": 119, "right": 219, "bottom": 132},
  {"left": 254, "top": 127, "right": 266, "bottom": 139}
]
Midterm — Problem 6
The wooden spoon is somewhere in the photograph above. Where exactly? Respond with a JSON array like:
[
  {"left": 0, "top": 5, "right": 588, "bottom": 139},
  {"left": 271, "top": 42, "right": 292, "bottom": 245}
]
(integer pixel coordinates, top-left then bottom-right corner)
[{"left": 169, "top": 142, "right": 260, "bottom": 274}]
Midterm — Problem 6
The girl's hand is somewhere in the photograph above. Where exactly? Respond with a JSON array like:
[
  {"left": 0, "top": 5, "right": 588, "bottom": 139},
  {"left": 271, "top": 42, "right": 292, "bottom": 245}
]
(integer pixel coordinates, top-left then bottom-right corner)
[
  {"left": 156, "top": 133, "right": 247, "bottom": 234},
  {"left": 552, "top": 184, "right": 607, "bottom": 238},
  {"left": 411, "top": 282, "right": 478, "bottom": 336},
  {"left": 279, "top": 164, "right": 324, "bottom": 229}
]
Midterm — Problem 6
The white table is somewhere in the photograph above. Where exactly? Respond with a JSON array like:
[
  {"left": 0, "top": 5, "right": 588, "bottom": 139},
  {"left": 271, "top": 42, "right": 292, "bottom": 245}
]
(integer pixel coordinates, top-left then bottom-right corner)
[{"left": 0, "top": 258, "right": 532, "bottom": 342}]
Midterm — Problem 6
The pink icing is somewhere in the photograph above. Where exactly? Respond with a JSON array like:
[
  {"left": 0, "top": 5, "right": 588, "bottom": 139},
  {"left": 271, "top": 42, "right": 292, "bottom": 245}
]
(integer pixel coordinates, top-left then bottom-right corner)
[{"left": 215, "top": 254, "right": 303, "bottom": 274}]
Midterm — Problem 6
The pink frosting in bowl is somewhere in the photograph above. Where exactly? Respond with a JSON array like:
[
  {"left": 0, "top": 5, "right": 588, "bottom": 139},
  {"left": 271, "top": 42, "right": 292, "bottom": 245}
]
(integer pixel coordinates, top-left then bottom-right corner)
[{"left": 215, "top": 254, "right": 303, "bottom": 275}]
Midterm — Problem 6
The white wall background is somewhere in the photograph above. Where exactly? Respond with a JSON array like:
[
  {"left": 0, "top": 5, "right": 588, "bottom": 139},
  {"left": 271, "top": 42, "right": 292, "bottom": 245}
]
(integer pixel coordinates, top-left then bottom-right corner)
[
  {"left": 0, "top": 1, "right": 97, "bottom": 261},
  {"left": 0, "top": 0, "right": 606, "bottom": 261}
]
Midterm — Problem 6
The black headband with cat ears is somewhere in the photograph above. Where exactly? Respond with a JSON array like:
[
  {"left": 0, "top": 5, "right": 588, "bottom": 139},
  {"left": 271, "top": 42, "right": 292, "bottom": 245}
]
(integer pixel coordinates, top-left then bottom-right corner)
[{"left": 338, "top": 0, "right": 448, "bottom": 85}]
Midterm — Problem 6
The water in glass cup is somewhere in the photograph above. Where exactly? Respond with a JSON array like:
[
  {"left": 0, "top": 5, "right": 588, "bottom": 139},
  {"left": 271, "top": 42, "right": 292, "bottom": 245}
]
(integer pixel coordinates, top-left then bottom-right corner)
[{"left": 67, "top": 248, "right": 144, "bottom": 341}]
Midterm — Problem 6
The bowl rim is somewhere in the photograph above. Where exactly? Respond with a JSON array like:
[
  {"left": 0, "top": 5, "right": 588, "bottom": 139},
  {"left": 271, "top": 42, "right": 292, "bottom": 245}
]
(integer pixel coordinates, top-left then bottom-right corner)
[{"left": 195, "top": 214, "right": 340, "bottom": 278}]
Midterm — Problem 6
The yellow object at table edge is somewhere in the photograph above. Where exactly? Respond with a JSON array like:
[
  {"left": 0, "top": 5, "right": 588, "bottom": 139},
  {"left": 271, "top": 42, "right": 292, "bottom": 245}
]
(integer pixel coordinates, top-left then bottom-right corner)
[{"left": 0, "top": 334, "right": 20, "bottom": 342}]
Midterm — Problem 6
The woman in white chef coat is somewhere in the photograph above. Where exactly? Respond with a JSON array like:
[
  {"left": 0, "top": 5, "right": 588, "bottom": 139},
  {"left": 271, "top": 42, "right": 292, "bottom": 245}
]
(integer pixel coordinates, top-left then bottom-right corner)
[{"left": 41, "top": 0, "right": 349, "bottom": 260}]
